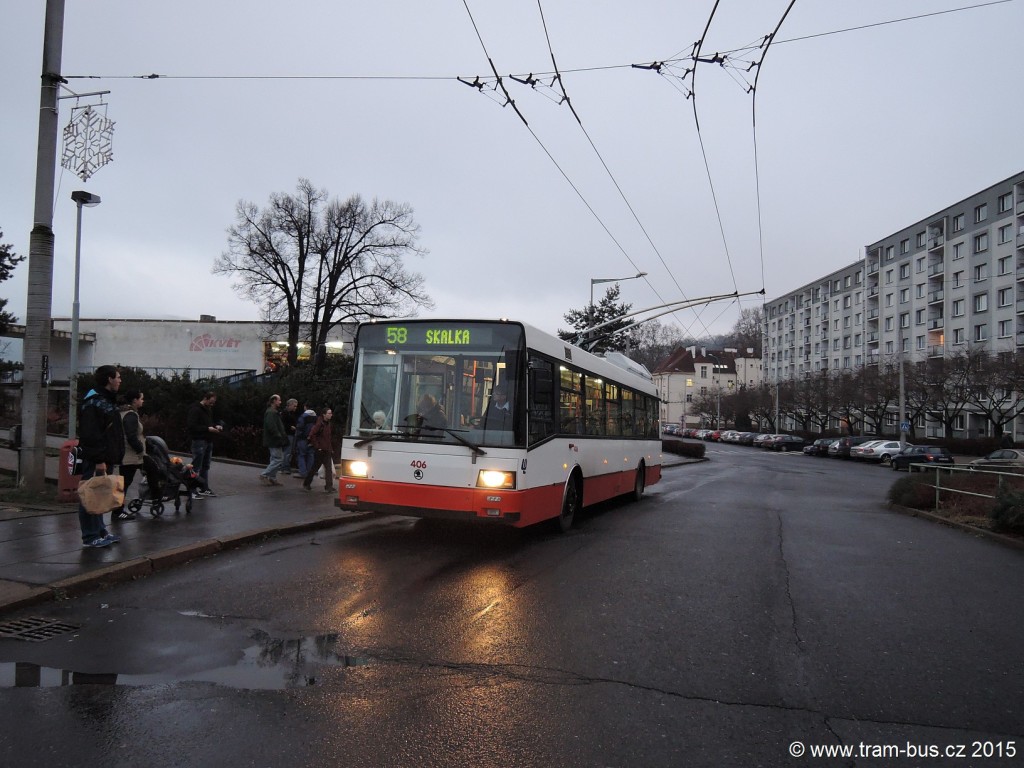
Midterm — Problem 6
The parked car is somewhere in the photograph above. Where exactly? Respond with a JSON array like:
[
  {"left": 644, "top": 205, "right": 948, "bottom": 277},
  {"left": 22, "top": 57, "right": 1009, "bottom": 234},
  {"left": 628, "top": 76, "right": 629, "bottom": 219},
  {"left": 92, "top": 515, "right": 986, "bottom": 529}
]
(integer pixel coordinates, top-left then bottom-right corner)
[
  {"left": 830, "top": 435, "right": 880, "bottom": 459},
  {"left": 852, "top": 439, "right": 909, "bottom": 464},
  {"left": 967, "top": 448, "right": 1024, "bottom": 471},
  {"left": 753, "top": 433, "right": 777, "bottom": 448},
  {"left": 890, "top": 445, "right": 955, "bottom": 472},
  {"left": 662, "top": 424, "right": 679, "bottom": 436},
  {"left": 736, "top": 431, "right": 758, "bottom": 445},
  {"left": 768, "top": 434, "right": 809, "bottom": 452},
  {"left": 803, "top": 437, "right": 838, "bottom": 456}
]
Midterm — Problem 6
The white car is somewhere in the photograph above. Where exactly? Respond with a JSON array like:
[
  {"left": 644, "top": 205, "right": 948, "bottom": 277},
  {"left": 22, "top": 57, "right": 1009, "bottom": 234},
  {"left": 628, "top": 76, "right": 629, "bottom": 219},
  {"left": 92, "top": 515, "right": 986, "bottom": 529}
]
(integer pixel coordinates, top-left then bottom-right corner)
[{"left": 854, "top": 439, "right": 910, "bottom": 464}]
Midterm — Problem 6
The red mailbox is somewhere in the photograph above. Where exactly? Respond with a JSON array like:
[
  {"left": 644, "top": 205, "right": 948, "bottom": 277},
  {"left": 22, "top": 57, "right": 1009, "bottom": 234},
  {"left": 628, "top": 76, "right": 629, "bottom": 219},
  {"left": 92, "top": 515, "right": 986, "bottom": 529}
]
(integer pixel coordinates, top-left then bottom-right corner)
[{"left": 58, "top": 439, "right": 82, "bottom": 504}]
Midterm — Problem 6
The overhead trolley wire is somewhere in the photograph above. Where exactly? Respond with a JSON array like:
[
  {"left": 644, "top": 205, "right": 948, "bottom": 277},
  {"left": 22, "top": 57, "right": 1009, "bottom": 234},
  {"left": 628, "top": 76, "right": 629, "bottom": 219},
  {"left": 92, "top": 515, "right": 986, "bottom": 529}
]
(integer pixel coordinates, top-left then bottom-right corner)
[
  {"left": 750, "top": 0, "right": 799, "bottom": 298},
  {"left": 533, "top": 0, "right": 710, "bottom": 341}
]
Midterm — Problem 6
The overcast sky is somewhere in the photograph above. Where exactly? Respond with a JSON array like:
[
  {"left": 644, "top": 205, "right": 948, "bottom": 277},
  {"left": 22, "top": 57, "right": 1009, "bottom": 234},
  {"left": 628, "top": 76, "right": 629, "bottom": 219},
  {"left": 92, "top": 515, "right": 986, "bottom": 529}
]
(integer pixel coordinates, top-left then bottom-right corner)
[{"left": 3, "top": 0, "right": 1023, "bottom": 345}]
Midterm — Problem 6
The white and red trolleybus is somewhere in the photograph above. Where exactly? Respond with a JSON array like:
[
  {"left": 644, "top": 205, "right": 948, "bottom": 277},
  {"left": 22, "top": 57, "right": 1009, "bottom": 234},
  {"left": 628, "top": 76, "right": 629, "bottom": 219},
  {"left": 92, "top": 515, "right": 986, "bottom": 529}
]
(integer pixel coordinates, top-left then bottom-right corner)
[{"left": 337, "top": 319, "right": 662, "bottom": 530}]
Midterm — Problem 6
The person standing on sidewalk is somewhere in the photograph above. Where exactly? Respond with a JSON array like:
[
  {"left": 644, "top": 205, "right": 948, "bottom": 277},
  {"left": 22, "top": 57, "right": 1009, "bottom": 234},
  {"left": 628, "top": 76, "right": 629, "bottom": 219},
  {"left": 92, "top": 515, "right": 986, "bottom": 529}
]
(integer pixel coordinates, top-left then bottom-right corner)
[
  {"left": 280, "top": 398, "right": 298, "bottom": 474},
  {"left": 186, "top": 391, "right": 222, "bottom": 497},
  {"left": 259, "top": 394, "right": 289, "bottom": 486},
  {"left": 76, "top": 365, "right": 125, "bottom": 547},
  {"left": 293, "top": 403, "right": 317, "bottom": 479},
  {"left": 112, "top": 389, "right": 146, "bottom": 521},
  {"left": 302, "top": 407, "right": 335, "bottom": 493}
]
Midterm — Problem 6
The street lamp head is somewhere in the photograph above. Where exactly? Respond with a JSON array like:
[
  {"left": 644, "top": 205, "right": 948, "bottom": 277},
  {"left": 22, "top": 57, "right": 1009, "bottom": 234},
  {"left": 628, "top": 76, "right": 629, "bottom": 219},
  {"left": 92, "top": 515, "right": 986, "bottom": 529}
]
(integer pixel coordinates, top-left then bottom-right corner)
[{"left": 71, "top": 190, "right": 101, "bottom": 207}]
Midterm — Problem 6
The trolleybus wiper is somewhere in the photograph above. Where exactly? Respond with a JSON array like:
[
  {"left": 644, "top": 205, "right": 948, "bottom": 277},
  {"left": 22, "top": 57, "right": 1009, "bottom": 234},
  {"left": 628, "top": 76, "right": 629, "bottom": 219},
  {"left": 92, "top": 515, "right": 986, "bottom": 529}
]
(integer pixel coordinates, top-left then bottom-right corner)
[
  {"left": 419, "top": 426, "right": 488, "bottom": 460},
  {"left": 352, "top": 430, "right": 400, "bottom": 448}
]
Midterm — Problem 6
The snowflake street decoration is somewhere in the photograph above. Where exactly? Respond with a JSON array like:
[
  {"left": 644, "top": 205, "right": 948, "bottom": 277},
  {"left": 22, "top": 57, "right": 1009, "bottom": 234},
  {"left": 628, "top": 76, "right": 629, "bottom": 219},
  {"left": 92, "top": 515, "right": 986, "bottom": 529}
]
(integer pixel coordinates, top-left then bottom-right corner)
[{"left": 62, "top": 105, "right": 115, "bottom": 181}]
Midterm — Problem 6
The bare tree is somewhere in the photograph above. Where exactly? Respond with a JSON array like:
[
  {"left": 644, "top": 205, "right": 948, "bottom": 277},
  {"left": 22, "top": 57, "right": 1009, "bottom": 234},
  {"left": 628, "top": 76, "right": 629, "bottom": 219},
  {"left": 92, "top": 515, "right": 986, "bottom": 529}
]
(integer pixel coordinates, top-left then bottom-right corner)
[
  {"left": 923, "top": 351, "right": 973, "bottom": 438},
  {"left": 729, "top": 306, "right": 763, "bottom": 356},
  {"left": 965, "top": 349, "right": 1024, "bottom": 438},
  {"left": 215, "top": 179, "right": 432, "bottom": 367}
]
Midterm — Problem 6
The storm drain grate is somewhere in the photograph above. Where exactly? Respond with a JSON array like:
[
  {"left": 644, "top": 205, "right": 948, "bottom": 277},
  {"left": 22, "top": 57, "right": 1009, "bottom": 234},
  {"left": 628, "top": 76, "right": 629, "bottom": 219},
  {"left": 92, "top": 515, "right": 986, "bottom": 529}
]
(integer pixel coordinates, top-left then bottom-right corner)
[{"left": 0, "top": 617, "right": 81, "bottom": 642}]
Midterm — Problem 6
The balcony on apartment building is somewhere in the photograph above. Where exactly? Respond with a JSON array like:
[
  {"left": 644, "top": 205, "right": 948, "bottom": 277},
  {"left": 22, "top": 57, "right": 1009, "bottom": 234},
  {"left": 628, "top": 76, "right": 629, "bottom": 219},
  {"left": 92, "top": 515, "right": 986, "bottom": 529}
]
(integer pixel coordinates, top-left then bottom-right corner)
[
  {"left": 867, "top": 261, "right": 879, "bottom": 276},
  {"left": 866, "top": 331, "right": 879, "bottom": 343},
  {"left": 867, "top": 285, "right": 879, "bottom": 298},
  {"left": 866, "top": 308, "right": 879, "bottom": 321},
  {"left": 928, "top": 289, "right": 944, "bottom": 304},
  {"left": 1017, "top": 297, "right": 1024, "bottom": 314},
  {"left": 928, "top": 230, "right": 945, "bottom": 251},
  {"left": 928, "top": 260, "right": 945, "bottom": 277},
  {"left": 929, "top": 345, "right": 944, "bottom": 357},
  {"left": 929, "top": 318, "right": 945, "bottom": 330}
]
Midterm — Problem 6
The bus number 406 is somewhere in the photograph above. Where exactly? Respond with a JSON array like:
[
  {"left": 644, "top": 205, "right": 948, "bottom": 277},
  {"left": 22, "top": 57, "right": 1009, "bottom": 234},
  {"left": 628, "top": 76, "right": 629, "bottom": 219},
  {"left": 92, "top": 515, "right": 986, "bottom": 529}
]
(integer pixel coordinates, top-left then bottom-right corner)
[{"left": 410, "top": 460, "right": 427, "bottom": 469}]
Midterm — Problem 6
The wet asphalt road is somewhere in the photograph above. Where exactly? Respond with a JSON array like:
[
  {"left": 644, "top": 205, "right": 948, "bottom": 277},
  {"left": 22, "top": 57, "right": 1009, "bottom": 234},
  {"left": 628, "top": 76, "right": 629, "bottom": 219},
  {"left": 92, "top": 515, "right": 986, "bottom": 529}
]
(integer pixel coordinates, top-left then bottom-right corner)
[{"left": 0, "top": 443, "right": 1022, "bottom": 767}]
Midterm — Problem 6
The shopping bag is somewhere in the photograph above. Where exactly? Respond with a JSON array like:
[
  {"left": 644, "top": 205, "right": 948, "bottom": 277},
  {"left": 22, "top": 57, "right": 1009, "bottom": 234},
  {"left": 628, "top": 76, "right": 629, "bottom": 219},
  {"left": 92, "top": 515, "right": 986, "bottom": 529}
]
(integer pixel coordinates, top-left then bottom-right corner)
[{"left": 78, "top": 472, "right": 125, "bottom": 514}]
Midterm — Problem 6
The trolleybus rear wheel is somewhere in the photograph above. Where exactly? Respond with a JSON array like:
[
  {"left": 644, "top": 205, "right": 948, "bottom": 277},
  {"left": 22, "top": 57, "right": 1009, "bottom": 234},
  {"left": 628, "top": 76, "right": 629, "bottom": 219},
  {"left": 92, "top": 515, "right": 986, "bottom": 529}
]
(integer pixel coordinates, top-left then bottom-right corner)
[{"left": 632, "top": 464, "right": 645, "bottom": 502}]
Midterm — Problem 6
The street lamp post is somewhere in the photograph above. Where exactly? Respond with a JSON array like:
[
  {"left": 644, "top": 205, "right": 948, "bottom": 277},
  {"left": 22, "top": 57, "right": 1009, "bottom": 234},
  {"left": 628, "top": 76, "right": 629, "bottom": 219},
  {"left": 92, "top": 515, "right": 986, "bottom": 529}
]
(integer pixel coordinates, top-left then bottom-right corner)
[
  {"left": 587, "top": 272, "right": 647, "bottom": 346},
  {"left": 68, "top": 190, "right": 101, "bottom": 439}
]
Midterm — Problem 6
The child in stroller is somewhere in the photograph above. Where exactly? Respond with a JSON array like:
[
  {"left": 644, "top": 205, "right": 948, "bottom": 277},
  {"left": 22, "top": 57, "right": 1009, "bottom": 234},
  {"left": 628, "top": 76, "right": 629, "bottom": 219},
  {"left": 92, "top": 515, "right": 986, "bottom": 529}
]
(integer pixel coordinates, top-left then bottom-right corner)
[{"left": 127, "top": 435, "right": 204, "bottom": 516}]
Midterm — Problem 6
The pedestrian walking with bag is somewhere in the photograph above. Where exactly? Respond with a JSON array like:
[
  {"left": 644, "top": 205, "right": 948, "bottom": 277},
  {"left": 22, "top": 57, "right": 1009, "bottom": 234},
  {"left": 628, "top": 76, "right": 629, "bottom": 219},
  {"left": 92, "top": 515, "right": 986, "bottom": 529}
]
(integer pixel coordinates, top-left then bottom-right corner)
[
  {"left": 302, "top": 407, "right": 336, "bottom": 493},
  {"left": 75, "top": 365, "right": 126, "bottom": 547},
  {"left": 259, "top": 394, "right": 289, "bottom": 486},
  {"left": 112, "top": 389, "right": 146, "bottom": 521}
]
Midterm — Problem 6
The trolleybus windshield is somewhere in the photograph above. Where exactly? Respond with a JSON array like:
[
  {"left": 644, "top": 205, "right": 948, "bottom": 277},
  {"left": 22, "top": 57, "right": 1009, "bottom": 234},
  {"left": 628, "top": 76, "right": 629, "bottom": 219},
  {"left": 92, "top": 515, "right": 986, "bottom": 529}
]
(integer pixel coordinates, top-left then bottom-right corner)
[{"left": 349, "top": 321, "right": 526, "bottom": 449}]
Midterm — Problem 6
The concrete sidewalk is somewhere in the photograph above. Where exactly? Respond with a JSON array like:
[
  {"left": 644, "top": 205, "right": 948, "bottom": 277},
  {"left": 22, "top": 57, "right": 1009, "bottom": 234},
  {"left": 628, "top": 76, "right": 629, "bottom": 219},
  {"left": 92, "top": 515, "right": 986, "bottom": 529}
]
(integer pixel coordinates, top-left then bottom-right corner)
[{"left": 0, "top": 454, "right": 373, "bottom": 615}]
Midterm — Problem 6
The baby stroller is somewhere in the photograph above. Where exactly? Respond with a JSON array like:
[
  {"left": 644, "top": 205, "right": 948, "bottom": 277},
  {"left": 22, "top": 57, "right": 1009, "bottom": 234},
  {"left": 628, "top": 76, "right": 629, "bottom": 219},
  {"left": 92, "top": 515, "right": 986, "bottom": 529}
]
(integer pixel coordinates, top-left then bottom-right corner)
[{"left": 128, "top": 435, "right": 172, "bottom": 517}]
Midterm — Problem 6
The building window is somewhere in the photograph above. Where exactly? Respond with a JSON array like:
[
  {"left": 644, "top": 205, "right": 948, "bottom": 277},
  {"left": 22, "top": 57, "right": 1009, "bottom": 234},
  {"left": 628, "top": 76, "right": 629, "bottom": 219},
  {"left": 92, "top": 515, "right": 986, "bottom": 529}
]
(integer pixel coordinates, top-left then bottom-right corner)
[
  {"left": 974, "top": 232, "right": 989, "bottom": 253},
  {"left": 998, "top": 192, "right": 1012, "bottom": 213},
  {"left": 953, "top": 328, "right": 965, "bottom": 344},
  {"left": 843, "top": 356, "right": 851, "bottom": 368},
  {"left": 885, "top": 245, "right": 895, "bottom": 261},
  {"left": 974, "top": 263, "right": 988, "bottom": 282},
  {"left": 915, "top": 257, "right": 925, "bottom": 273},
  {"left": 885, "top": 341, "right": 894, "bottom": 354},
  {"left": 899, "top": 263, "right": 910, "bottom": 280},
  {"left": 916, "top": 335, "right": 926, "bottom": 349},
  {"left": 998, "top": 287, "right": 1012, "bottom": 307},
  {"left": 884, "top": 317, "right": 894, "bottom": 331},
  {"left": 999, "top": 224, "right": 1012, "bottom": 244},
  {"left": 899, "top": 288, "right": 909, "bottom": 304},
  {"left": 974, "top": 203, "right": 987, "bottom": 223},
  {"left": 844, "top": 275, "right": 852, "bottom": 288},
  {"left": 855, "top": 270, "right": 862, "bottom": 284},
  {"left": 854, "top": 333, "right": 861, "bottom": 345},
  {"left": 953, "top": 415, "right": 965, "bottom": 431},
  {"left": 700, "top": 386, "right": 707, "bottom": 395},
  {"left": 843, "top": 295, "right": 852, "bottom": 309},
  {"left": 855, "top": 291, "right": 862, "bottom": 305},
  {"left": 915, "top": 283, "right": 925, "bottom": 299},
  {"left": 953, "top": 270, "right": 964, "bottom": 288},
  {"left": 700, "top": 366, "right": 708, "bottom": 379},
  {"left": 885, "top": 269, "right": 894, "bottom": 285},
  {"left": 999, "top": 255, "right": 1012, "bottom": 275},
  {"left": 833, "top": 279, "right": 841, "bottom": 292},
  {"left": 885, "top": 293, "right": 894, "bottom": 307},
  {"left": 686, "top": 393, "right": 693, "bottom": 403},
  {"left": 974, "top": 324, "right": 988, "bottom": 342},
  {"left": 953, "top": 213, "right": 965, "bottom": 232},
  {"left": 901, "top": 337, "right": 909, "bottom": 353},
  {"left": 915, "top": 308, "right": 925, "bottom": 325},
  {"left": 952, "top": 299, "right": 964, "bottom": 317},
  {"left": 952, "top": 242, "right": 964, "bottom": 260},
  {"left": 833, "top": 339, "right": 840, "bottom": 351},
  {"left": 998, "top": 319, "right": 1013, "bottom": 338},
  {"left": 916, "top": 231, "right": 926, "bottom": 248},
  {"left": 900, "top": 238, "right": 910, "bottom": 254},
  {"left": 900, "top": 312, "right": 910, "bottom": 329},
  {"left": 974, "top": 293, "right": 988, "bottom": 313},
  {"left": 844, "top": 316, "right": 851, "bottom": 329}
]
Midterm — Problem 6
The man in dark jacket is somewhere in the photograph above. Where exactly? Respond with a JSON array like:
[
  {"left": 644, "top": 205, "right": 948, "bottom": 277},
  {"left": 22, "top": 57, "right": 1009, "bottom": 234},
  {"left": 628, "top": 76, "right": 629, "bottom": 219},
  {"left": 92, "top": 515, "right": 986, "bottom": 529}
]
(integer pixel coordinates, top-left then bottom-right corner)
[
  {"left": 186, "top": 391, "right": 222, "bottom": 496},
  {"left": 76, "top": 365, "right": 126, "bottom": 547}
]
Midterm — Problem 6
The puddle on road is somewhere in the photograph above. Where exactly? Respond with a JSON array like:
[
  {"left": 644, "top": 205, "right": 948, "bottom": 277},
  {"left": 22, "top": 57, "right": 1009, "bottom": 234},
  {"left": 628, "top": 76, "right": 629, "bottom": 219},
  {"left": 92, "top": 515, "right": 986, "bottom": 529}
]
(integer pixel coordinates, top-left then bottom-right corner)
[{"left": 0, "top": 632, "right": 374, "bottom": 690}]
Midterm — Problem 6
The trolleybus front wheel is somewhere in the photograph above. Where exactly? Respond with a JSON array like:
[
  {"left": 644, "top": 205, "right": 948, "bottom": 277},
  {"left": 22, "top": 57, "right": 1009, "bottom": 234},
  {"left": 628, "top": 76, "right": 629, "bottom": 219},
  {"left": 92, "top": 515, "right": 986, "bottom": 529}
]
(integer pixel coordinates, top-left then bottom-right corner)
[{"left": 556, "top": 475, "right": 580, "bottom": 533}]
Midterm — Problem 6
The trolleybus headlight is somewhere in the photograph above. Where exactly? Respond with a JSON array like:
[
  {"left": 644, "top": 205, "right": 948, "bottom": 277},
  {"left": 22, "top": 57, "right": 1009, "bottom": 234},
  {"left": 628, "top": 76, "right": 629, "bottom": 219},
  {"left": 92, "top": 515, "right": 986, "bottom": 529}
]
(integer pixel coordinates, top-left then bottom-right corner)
[
  {"left": 343, "top": 460, "right": 368, "bottom": 478},
  {"left": 476, "top": 470, "right": 515, "bottom": 489}
]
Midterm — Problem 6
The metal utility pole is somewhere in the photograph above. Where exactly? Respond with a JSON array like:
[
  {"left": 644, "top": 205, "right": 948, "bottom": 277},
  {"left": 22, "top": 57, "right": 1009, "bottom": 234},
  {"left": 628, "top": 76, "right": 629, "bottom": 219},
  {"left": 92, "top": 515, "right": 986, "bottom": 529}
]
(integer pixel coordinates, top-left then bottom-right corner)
[{"left": 20, "top": 0, "right": 66, "bottom": 490}]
